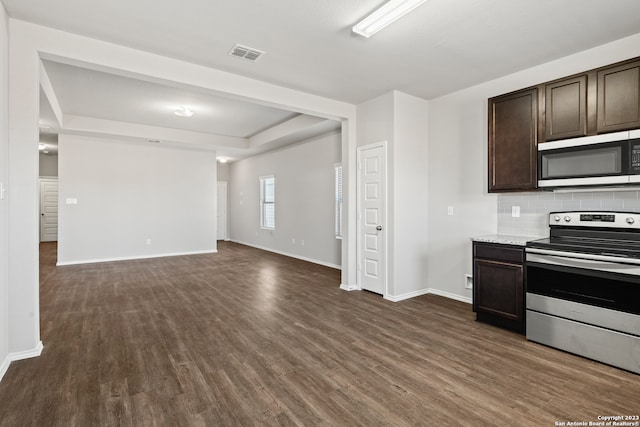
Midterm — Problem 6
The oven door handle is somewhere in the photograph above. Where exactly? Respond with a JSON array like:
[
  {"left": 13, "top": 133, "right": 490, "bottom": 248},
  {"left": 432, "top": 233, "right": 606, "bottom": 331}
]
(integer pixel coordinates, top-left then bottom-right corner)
[
  {"left": 526, "top": 248, "right": 640, "bottom": 264},
  {"left": 526, "top": 249, "right": 640, "bottom": 275}
]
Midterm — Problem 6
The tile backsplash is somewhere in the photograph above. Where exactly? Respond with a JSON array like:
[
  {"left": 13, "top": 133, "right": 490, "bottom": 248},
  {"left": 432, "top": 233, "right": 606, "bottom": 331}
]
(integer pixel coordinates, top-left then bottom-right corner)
[{"left": 498, "top": 190, "right": 640, "bottom": 237}]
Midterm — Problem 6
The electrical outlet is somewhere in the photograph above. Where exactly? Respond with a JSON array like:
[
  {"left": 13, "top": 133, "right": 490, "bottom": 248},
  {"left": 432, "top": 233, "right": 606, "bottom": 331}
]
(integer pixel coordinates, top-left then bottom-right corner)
[
  {"left": 447, "top": 206, "right": 454, "bottom": 216},
  {"left": 146, "top": 238, "right": 151, "bottom": 245},
  {"left": 292, "top": 238, "right": 296, "bottom": 244},
  {"left": 465, "top": 274, "right": 473, "bottom": 290},
  {"left": 512, "top": 205, "right": 520, "bottom": 218},
  {"left": 301, "top": 240, "right": 305, "bottom": 246}
]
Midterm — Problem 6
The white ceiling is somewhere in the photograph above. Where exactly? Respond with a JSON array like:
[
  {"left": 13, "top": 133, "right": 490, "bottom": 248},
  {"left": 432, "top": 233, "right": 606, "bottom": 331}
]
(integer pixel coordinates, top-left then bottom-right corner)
[
  {"left": 5, "top": 0, "right": 640, "bottom": 159},
  {"left": 41, "top": 61, "right": 298, "bottom": 138}
]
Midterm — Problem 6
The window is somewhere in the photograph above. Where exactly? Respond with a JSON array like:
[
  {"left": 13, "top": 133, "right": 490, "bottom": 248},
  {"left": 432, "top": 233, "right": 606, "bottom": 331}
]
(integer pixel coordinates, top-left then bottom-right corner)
[
  {"left": 334, "top": 164, "right": 343, "bottom": 238},
  {"left": 260, "top": 175, "right": 275, "bottom": 229}
]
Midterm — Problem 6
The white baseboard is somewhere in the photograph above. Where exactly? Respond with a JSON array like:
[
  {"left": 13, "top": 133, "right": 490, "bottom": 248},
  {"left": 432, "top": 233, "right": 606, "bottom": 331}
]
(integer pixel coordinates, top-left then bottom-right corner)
[
  {"left": 370, "top": 287, "right": 472, "bottom": 304},
  {"left": 384, "top": 288, "right": 430, "bottom": 302},
  {"left": 57, "top": 249, "right": 218, "bottom": 266},
  {"left": 426, "top": 288, "right": 472, "bottom": 305},
  {"left": 11, "top": 341, "right": 44, "bottom": 361},
  {"left": 340, "top": 283, "right": 359, "bottom": 291},
  {"left": 0, "top": 353, "right": 10, "bottom": 383},
  {"left": 231, "top": 240, "right": 341, "bottom": 270},
  {"left": 0, "top": 341, "right": 44, "bottom": 383}
]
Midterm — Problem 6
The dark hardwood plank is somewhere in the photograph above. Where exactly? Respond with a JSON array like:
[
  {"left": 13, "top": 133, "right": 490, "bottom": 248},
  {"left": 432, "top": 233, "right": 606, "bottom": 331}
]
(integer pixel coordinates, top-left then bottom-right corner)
[{"left": 0, "top": 241, "right": 638, "bottom": 426}]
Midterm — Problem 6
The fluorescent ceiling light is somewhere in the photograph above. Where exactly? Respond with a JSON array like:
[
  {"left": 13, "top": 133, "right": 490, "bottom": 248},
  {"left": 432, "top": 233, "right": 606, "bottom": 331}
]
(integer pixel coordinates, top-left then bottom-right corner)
[
  {"left": 174, "top": 106, "right": 194, "bottom": 117},
  {"left": 353, "top": 0, "right": 427, "bottom": 38}
]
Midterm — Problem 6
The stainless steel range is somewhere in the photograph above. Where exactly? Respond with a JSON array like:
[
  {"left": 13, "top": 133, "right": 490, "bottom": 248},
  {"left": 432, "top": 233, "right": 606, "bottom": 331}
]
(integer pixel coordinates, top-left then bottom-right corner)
[{"left": 526, "top": 211, "right": 640, "bottom": 374}]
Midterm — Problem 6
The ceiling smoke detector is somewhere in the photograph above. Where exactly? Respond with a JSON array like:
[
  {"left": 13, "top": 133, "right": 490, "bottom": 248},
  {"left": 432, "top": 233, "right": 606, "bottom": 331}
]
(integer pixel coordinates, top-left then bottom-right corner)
[{"left": 228, "top": 44, "right": 265, "bottom": 62}]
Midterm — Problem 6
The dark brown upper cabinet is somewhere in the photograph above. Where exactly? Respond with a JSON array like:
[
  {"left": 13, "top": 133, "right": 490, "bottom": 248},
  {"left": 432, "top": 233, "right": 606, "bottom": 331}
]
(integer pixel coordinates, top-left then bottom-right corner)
[
  {"left": 488, "top": 56, "right": 640, "bottom": 192},
  {"left": 597, "top": 59, "right": 640, "bottom": 134},
  {"left": 488, "top": 88, "right": 538, "bottom": 193},
  {"left": 543, "top": 75, "right": 589, "bottom": 141}
]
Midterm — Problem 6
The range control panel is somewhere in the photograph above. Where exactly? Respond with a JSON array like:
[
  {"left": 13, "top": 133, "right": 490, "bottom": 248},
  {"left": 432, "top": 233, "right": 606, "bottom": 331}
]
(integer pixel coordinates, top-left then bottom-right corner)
[
  {"left": 580, "top": 213, "right": 615, "bottom": 222},
  {"left": 549, "top": 211, "right": 640, "bottom": 229}
]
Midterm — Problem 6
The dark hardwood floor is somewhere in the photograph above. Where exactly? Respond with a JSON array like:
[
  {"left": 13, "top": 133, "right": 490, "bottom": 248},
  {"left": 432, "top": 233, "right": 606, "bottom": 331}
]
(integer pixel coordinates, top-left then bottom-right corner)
[{"left": 0, "top": 241, "right": 638, "bottom": 426}]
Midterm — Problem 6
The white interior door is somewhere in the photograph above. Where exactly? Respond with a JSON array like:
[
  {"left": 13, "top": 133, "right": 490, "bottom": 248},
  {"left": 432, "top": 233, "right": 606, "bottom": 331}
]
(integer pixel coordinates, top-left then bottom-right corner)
[
  {"left": 39, "top": 178, "right": 59, "bottom": 242},
  {"left": 217, "top": 181, "right": 228, "bottom": 241},
  {"left": 358, "top": 143, "right": 386, "bottom": 295}
]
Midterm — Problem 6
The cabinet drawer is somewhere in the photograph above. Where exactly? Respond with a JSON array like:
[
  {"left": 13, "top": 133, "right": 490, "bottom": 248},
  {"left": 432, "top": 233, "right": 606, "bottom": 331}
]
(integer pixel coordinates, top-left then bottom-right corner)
[{"left": 473, "top": 243, "right": 524, "bottom": 263}]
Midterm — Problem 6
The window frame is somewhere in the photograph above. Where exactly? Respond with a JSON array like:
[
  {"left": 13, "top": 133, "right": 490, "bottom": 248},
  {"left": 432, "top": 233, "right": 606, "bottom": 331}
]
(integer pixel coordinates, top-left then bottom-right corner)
[
  {"left": 260, "top": 175, "right": 275, "bottom": 230},
  {"left": 334, "top": 164, "right": 343, "bottom": 239}
]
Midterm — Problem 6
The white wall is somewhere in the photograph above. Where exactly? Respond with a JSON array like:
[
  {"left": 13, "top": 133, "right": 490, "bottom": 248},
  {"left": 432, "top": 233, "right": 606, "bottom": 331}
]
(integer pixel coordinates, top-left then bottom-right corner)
[
  {"left": 58, "top": 135, "right": 217, "bottom": 264},
  {"left": 39, "top": 153, "right": 58, "bottom": 177},
  {"left": 229, "top": 131, "right": 341, "bottom": 268},
  {"left": 392, "top": 92, "right": 429, "bottom": 300},
  {"left": 427, "top": 32, "right": 640, "bottom": 303},
  {"left": 6, "top": 19, "right": 356, "bottom": 358},
  {"left": 217, "top": 162, "right": 229, "bottom": 182},
  {"left": 356, "top": 91, "right": 429, "bottom": 301},
  {"left": 0, "top": 2, "right": 9, "bottom": 381}
]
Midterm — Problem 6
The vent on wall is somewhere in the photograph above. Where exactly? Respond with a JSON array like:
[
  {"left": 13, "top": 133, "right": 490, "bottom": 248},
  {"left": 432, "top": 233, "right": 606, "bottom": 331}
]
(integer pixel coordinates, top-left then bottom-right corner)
[{"left": 228, "top": 44, "right": 265, "bottom": 62}]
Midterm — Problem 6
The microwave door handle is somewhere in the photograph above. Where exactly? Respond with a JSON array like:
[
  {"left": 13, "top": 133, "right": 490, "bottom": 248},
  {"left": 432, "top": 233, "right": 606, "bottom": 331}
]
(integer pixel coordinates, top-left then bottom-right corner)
[{"left": 538, "top": 176, "right": 630, "bottom": 187}]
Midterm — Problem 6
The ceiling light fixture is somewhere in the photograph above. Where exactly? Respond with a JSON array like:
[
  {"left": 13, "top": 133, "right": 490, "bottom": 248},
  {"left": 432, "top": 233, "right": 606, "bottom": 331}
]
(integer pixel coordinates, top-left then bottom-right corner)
[
  {"left": 217, "top": 157, "right": 228, "bottom": 164},
  {"left": 174, "top": 106, "right": 194, "bottom": 117},
  {"left": 39, "top": 143, "right": 46, "bottom": 151},
  {"left": 352, "top": 0, "right": 427, "bottom": 38}
]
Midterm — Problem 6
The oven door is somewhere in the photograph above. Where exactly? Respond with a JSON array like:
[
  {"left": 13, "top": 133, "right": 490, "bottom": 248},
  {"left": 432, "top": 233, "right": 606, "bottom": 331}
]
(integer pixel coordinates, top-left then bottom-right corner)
[
  {"left": 526, "top": 249, "right": 640, "bottom": 315},
  {"left": 525, "top": 248, "right": 640, "bottom": 374}
]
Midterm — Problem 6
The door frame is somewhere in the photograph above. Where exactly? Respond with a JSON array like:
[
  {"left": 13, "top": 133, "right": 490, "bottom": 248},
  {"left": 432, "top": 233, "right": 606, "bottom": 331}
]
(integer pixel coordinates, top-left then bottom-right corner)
[
  {"left": 38, "top": 176, "right": 59, "bottom": 242},
  {"left": 217, "top": 181, "right": 228, "bottom": 241},
  {"left": 356, "top": 141, "right": 388, "bottom": 297}
]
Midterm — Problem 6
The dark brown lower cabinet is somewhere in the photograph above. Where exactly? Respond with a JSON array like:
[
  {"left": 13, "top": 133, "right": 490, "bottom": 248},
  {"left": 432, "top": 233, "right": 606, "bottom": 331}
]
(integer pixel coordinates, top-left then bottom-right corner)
[{"left": 472, "top": 241, "right": 525, "bottom": 334}]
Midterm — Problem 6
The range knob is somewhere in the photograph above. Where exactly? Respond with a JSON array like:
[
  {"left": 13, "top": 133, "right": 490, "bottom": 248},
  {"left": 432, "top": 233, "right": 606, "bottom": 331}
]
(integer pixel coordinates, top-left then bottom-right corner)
[
  {"left": 564, "top": 216, "right": 572, "bottom": 223},
  {"left": 553, "top": 215, "right": 561, "bottom": 222},
  {"left": 627, "top": 217, "right": 635, "bottom": 225}
]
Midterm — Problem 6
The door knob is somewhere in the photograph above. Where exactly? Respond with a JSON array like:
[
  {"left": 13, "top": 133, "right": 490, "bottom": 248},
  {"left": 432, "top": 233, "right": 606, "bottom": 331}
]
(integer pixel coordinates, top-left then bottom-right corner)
[{"left": 376, "top": 225, "right": 382, "bottom": 231}]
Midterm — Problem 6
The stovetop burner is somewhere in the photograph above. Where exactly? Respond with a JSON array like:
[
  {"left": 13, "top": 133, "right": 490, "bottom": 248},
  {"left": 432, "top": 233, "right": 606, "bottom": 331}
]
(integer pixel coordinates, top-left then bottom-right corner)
[{"left": 526, "top": 211, "right": 640, "bottom": 260}]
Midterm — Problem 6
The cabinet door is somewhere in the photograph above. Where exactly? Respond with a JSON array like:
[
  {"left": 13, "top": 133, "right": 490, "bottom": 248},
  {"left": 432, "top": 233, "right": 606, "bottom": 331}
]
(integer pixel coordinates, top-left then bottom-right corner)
[
  {"left": 488, "top": 88, "right": 537, "bottom": 192},
  {"left": 474, "top": 259, "right": 523, "bottom": 322},
  {"left": 544, "top": 75, "right": 588, "bottom": 141},
  {"left": 597, "top": 59, "right": 640, "bottom": 133}
]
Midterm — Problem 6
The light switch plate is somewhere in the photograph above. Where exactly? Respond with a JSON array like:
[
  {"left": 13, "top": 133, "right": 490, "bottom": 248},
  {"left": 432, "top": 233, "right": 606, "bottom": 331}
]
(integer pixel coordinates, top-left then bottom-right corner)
[
  {"left": 512, "top": 205, "right": 520, "bottom": 218},
  {"left": 66, "top": 198, "right": 78, "bottom": 205}
]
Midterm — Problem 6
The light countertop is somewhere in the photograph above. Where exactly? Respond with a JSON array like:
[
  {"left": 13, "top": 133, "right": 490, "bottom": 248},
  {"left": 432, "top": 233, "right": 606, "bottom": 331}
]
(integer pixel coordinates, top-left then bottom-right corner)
[{"left": 471, "top": 234, "right": 543, "bottom": 246}]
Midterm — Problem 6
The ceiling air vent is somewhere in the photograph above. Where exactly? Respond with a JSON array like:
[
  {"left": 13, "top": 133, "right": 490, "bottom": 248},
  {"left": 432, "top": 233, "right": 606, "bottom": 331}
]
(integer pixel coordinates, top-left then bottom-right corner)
[{"left": 228, "top": 44, "right": 265, "bottom": 62}]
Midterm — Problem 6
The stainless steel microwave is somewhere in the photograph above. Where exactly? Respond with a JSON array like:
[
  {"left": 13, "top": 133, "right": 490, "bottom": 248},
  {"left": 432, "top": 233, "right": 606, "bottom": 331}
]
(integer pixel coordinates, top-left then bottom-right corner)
[{"left": 538, "top": 130, "right": 640, "bottom": 188}]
